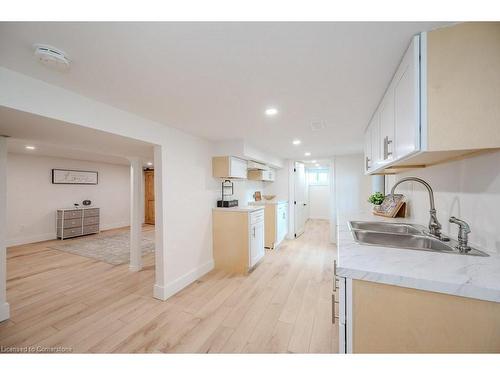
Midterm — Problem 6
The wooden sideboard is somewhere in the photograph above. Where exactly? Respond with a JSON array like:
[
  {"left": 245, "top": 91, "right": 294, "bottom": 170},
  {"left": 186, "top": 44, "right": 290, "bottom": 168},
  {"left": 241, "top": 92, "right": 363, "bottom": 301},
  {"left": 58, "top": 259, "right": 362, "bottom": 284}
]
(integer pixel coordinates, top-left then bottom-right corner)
[{"left": 56, "top": 207, "right": 100, "bottom": 239}]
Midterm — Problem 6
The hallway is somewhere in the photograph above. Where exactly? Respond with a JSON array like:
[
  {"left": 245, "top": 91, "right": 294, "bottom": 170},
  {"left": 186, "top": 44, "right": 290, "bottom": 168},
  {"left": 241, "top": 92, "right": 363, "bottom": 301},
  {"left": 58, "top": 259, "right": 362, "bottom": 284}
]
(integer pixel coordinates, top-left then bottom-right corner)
[{"left": 0, "top": 220, "right": 337, "bottom": 353}]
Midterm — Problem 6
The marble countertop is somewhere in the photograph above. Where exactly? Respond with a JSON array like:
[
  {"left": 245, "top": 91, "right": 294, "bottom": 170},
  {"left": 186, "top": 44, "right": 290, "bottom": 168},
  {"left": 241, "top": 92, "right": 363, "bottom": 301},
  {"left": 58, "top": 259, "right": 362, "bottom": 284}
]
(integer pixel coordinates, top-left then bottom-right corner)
[
  {"left": 337, "top": 212, "right": 500, "bottom": 303},
  {"left": 213, "top": 206, "right": 265, "bottom": 213}
]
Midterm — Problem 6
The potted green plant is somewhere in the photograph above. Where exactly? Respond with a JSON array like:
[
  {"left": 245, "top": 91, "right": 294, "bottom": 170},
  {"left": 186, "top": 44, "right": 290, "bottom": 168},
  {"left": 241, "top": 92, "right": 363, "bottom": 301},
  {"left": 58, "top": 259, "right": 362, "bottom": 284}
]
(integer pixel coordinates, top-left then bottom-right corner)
[{"left": 368, "top": 192, "right": 385, "bottom": 208}]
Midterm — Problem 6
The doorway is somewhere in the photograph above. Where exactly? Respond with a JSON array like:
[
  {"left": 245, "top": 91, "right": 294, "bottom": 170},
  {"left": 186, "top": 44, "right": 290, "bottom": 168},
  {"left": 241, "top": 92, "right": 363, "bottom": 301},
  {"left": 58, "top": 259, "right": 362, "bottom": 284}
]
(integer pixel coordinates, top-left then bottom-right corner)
[{"left": 144, "top": 170, "right": 155, "bottom": 225}]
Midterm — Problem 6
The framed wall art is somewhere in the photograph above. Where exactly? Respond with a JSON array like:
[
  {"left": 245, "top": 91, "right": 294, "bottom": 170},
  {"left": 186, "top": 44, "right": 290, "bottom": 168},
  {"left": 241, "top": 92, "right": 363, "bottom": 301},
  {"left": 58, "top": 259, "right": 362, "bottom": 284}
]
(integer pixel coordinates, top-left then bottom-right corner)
[{"left": 52, "top": 169, "right": 98, "bottom": 185}]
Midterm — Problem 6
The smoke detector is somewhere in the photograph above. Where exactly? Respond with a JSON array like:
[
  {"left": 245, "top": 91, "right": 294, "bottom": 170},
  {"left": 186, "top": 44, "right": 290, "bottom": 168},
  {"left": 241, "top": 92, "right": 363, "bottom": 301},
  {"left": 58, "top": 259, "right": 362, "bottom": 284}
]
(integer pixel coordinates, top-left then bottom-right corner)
[{"left": 33, "top": 44, "right": 70, "bottom": 70}]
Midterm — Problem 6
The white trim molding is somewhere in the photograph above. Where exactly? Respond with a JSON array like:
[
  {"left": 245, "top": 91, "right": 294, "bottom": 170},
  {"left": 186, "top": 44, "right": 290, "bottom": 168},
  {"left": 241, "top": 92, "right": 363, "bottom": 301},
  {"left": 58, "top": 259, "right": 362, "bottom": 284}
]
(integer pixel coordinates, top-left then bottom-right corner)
[
  {"left": 153, "top": 259, "right": 214, "bottom": 301},
  {"left": 0, "top": 301, "right": 10, "bottom": 322}
]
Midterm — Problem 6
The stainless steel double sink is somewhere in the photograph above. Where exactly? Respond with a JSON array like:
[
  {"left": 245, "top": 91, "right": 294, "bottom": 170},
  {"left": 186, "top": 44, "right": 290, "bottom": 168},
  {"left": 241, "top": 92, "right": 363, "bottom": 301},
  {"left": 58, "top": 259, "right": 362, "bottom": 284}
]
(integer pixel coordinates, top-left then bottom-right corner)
[{"left": 348, "top": 221, "right": 488, "bottom": 257}]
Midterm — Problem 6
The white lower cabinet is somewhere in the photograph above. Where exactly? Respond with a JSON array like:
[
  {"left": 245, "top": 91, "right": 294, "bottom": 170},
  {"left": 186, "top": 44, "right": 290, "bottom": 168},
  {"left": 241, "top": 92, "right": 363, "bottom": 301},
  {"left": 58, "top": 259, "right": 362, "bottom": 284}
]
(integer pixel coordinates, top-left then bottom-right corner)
[
  {"left": 276, "top": 202, "right": 288, "bottom": 247},
  {"left": 212, "top": 207, "right": 265, "bottom": 274},
  {"left": 249, "top": 217, "right": 265, "bottom": 268},
  {"left": 249, "top": 201, "right": 288, "bottom": 249}
]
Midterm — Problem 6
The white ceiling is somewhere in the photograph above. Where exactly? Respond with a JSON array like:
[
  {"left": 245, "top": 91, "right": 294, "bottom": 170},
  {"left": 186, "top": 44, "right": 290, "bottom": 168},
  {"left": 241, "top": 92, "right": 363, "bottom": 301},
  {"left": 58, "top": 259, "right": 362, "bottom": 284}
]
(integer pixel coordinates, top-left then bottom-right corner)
[
  {"left": 0, "top": 106, "right": 154, "bottom": 166},
  {"left": 0, "top": 22, "right": 449, "bottom": 159}
]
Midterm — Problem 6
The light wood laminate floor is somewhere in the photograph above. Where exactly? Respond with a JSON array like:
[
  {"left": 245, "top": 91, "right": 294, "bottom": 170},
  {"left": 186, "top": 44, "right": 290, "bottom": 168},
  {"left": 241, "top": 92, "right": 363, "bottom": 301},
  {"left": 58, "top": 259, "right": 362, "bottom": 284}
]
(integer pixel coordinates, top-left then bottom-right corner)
[{"left": 0, "top": 220, "right": 338, "bottom": 353}]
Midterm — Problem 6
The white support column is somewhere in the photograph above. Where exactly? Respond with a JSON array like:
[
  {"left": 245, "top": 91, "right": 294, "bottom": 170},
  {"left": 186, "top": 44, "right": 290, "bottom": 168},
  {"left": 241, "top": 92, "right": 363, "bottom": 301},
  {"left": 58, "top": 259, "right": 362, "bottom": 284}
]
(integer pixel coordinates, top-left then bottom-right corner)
[
  {"left": 153, "top": 145, "right": 168, "bottom": 300},
  {"left": 0, "top": 136, "right": 10, "bottom": 321},
  {"left": 129, "top": 157, "right": 143, "bottom": 272}
]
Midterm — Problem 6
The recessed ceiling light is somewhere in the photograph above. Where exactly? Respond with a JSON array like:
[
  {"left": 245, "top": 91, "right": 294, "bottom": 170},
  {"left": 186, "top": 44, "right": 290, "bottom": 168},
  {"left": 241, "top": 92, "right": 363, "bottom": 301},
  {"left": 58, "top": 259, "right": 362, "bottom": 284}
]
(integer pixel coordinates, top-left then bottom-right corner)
[
  {"left": 265, "top": 107, "right": 278, "bottom": 117},
  {"left": 146, "top": 162, "right": 153, "bottom": 166},
  {"left": 25, "top": 145, "right": 36, "bottom": 150},
  {"left": 315, "top": 163, "right": 320, "bottom": 167},
  {"left": 311, "top": 160, "right": 317, "bottom": 163},
  {"left": 304, "top": 152, "right": 311, "bottom": 157},
  {"left": 292, "top": 139, "right": 301, "bottom": 145}
]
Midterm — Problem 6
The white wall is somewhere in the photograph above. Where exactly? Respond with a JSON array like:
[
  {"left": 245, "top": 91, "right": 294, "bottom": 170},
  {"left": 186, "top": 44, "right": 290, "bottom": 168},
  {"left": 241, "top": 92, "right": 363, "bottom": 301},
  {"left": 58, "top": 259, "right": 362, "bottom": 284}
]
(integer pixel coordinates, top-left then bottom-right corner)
[
  {"left": 0, "top": 67, "right": 218, "bottom": 301},
  {"left": 385, "top": 150, "right": 500, "bottom": 254},
  {"left": 263, "top": 165, "right": 290, "bottom": 201},
  {"left": 0, "top": 137, "right": 9, "bottom": 321},
  {"left": 230, "top": 179, "right": 264, "bottom": 204},
  {"left": 308, "top": 185, "right": 330, "bottom": 220},
  {"left": 158, "top": 131, "right": 218, "bottom": 296},
  {"left": 6, "top": 153, "right": 130, "bottom": 246},
  {"left": 213, "top": 139, "right": 284, "bottom": 169},
  {"left": 331, "top": 154, "right": 372, "bottom": 242},
  {"left": 333, "top": 154, "right": 372, "bottom": 215}
]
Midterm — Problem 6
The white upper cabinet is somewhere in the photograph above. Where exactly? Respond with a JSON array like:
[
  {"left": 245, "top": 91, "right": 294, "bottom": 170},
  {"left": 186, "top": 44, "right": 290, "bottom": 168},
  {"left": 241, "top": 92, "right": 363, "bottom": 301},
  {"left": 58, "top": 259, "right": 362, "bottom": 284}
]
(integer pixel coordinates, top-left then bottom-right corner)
[
  {"left": 364, "top": 23, "right": 500, "bottom": 175},
  {"left": 370, "top": 112, "right": 381, "bottom": 167},
  {"left": 212, "top": 156, "right": 248, "bottom": 179},
  {"left": 364, "top": 124, "right": 372, "bottom": 173},
  {"left": 364, "top": 109, "right": 380, "bottom": 172},
  {"left": 364, "top": 35, "right": 419, "bottom": 174},
  {"left": 393, "top": 36, "right": 420, "bottom": 160},
  {"left": 378, "top": 82, "right": 395, "bottom": 163},
  {"left": 248, "top": 168, "right": 275, "bottom": 182}
]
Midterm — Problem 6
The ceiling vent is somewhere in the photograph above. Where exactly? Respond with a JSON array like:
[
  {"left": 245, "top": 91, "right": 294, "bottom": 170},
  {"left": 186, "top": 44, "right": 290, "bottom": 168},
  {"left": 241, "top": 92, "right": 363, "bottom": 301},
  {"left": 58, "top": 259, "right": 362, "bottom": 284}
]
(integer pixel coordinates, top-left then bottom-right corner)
[
  {"left": 33, "top": 44, "right": 70, "bottom": 70},
  {"left": 310, "top": 121, "right": 326, "bottom": 132}
]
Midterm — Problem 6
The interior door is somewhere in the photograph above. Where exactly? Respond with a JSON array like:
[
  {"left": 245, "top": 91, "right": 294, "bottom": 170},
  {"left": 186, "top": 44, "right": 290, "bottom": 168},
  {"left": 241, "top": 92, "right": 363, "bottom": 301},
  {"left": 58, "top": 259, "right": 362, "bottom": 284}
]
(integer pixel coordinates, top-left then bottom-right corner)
[
  {"left": 294, "top": 161, "right": 307, "bottom": 238},
  {"left": 144, "top": 170, "right": 155, "bottom": 225}
]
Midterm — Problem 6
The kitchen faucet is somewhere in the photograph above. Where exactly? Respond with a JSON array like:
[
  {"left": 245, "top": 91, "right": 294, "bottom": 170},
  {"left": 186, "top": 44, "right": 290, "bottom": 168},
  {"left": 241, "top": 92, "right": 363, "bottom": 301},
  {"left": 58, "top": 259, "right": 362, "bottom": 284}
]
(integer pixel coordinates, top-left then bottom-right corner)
[
  {"left": 449, "top": 216, "right": 471, "bottom": 253},
  {"left": 390, "top": 177, "right": 449, "bottom": 241}
]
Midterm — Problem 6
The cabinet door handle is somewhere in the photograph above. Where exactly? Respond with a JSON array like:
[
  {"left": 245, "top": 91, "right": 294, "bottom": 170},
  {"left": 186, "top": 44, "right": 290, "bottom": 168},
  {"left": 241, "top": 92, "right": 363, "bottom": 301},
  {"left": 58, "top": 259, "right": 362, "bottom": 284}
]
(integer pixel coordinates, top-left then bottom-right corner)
[
  {"left": 332, "top": 294, "right": 340, "bottom": 324},
  {"left": 387, "top": 137, "right": 393, "bottom": 157},
  {"left": 253, "top": 227, "right": 255, "bottom": 238},
  {"left": 365, "top": 156, "right": 371, "bottom": 170},
  {"left": 383, "top": 136, "right": 393, "bottom": 160},
  {"left": 332, "top": 294, "right": 335, "bottom": 324}
]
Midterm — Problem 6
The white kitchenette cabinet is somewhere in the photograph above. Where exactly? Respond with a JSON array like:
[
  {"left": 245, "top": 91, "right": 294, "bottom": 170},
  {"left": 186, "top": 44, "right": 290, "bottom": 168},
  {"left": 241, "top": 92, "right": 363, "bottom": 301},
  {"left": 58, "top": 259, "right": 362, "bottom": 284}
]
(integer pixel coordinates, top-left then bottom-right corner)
[
  {"left": 248, "top": 168, "right": 275, "bottom": 182},
  {"left": 249, "top": 210, "right": 265, "bottom": 268},
  {"left": 363, "top": 23, "right": 500, "bottom": 175},
  {"left": 212, "top": 206, "right": 265, "bottom": 274},
  {"left": 249, "top": 201, "right": 288, "bottom": 249},
  {"left": 212, "top": 156, "right": 248, "bottom": 179}
]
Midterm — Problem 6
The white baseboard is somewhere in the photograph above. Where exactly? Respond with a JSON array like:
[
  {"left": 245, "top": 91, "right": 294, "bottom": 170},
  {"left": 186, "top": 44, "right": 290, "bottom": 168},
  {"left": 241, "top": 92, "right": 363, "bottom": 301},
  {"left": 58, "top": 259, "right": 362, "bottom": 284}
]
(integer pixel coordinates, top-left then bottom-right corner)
[
  {"left": 100, "top": 221, "right": 130, "bottom": 231},
  {"left": 153, "top": 259, "right": 214, "bottom": 301},
  {"left": 0, "top": 302, "right": 10, "bottom": 322},
  {"left": 129, "top": 263, "right": 143, "bottom": 272},
  {"left": 6, "top": 221, "right": 131, "bottom": 247},
  {"left": 6, "top": 233, "right": 55, "bottom": 247}
]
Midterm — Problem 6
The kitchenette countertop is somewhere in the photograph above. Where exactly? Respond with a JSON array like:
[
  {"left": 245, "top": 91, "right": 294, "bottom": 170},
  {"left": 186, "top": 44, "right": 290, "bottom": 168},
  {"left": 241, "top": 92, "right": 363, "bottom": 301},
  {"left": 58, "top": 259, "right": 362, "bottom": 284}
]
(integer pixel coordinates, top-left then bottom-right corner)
[
  {"left": 249, "top": 200, "right": 288, "bottom": 206},
  {"left": 213, "top": 206, "right": 265, "bottom": 213},
  {"left": 337, "top": 212, "right": 500, "bottom": 303}
]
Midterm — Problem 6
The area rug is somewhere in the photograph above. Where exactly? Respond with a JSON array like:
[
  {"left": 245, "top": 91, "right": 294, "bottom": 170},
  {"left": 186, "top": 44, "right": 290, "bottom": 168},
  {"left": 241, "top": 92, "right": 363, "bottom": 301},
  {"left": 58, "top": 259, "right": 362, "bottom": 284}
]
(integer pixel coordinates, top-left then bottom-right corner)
[{"left": 48, "top": 230, "right": 155, "bottom": 265}]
